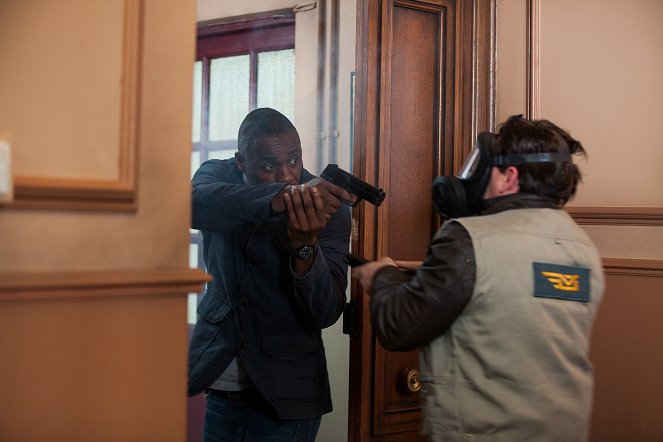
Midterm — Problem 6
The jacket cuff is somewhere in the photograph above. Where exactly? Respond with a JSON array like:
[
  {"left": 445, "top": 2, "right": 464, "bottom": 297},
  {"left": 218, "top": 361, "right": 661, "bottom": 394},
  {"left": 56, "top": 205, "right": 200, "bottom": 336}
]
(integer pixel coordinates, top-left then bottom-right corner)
[{"left": 372, "top": 265, "right": 413, "bottom": 292}]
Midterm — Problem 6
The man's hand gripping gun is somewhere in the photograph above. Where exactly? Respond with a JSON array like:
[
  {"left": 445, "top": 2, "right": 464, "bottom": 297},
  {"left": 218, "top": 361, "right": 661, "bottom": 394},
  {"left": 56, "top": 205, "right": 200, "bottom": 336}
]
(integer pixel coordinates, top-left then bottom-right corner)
[{"left": 321, "top": 164, "right": 386, "bottom": 207}]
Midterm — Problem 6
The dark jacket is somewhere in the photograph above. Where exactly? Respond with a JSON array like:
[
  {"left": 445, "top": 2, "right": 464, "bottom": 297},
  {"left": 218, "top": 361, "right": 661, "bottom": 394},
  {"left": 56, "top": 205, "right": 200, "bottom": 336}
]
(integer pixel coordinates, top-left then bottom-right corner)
[{"left": 187, "top": 158, "right": 351, "bottom": 420}]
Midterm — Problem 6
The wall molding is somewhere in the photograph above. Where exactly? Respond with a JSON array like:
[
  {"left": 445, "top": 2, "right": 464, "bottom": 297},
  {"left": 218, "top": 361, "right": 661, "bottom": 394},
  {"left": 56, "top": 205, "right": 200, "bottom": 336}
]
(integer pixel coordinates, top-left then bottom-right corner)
[
  {"left": 602, "top": 258, "right": 663, "bottom": 277},
  {"left": 471, "top": 0, "right": 497, "bottom": 135},
  {"left": 526, "top": 0, "right": 540, "bottom": 120},
  {"left": 10, "top": 0, "right": 143, "bottom": 212},
  {"left": 0, "top": 267, "right": 210, "bottom": 303},
  {"left": 568, "top": 206, "right": 663, "bottom": 227},
  {"left": 526, "top": 0, "right": 662, "bottom": 227}
]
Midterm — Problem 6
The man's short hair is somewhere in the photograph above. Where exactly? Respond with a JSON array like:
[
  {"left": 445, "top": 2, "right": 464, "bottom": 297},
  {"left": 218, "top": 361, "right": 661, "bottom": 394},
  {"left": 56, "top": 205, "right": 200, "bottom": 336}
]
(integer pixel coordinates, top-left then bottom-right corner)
[
  {"left": 493, "top": 115, "right": 586, "bottom": 206},
  {"left": 238, "top": 108, "right": 299, "bottom": 155}
]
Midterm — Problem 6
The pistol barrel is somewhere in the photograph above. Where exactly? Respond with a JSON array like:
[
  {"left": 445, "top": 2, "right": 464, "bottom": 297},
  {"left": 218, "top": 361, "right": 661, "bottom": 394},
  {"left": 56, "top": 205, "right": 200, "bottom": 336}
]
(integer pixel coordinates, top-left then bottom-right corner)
[{"left": 321, "top": 164, "right": 386, "bottom": 207}]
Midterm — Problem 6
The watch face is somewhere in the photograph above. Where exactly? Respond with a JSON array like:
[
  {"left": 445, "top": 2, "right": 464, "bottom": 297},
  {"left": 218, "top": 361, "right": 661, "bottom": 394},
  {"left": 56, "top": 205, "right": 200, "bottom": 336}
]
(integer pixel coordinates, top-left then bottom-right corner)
[{"left": 296, "top": 244, "right": 316, "bottom": 260}]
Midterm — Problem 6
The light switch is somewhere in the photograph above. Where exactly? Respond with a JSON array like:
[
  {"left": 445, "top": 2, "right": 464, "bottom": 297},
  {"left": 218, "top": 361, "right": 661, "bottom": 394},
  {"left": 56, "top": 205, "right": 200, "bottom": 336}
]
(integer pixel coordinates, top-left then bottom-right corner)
[{"left": 0, "top": 131, "right": 13, "bottom": 204}]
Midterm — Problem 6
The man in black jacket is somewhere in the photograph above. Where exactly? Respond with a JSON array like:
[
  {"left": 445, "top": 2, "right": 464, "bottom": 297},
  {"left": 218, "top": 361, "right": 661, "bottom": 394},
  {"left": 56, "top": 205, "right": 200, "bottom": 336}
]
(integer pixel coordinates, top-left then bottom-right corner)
[{"left": 188, "top": 108, "right": 354, "bottom": 441}]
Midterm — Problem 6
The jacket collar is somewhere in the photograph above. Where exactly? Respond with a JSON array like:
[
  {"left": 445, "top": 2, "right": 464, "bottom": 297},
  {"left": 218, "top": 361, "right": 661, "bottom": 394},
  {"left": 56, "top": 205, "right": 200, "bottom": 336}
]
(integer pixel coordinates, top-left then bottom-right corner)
[{"left": 481, "top": 193, "right": 559, "bottom": 215}]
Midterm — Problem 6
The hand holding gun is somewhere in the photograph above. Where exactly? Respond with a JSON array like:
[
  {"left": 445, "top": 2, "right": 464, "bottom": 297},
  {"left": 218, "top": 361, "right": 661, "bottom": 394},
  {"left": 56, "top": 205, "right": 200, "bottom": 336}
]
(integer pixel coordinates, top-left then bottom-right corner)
[
  {"left": 344, "top": 253, "right": 369, "bottom": 267},
  {"left": 321, "top": 164, "right": 386, "bottom": 207}
]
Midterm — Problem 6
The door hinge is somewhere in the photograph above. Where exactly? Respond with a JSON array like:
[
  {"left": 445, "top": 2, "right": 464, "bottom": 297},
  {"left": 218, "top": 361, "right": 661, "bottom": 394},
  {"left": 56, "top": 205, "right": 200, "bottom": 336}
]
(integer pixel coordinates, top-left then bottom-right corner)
[
  {"left": 351, "top": 217, "right": 359, "bottom": 247},
  {"left": 342, "top": 300, "right": 359, "bottom": 336}
]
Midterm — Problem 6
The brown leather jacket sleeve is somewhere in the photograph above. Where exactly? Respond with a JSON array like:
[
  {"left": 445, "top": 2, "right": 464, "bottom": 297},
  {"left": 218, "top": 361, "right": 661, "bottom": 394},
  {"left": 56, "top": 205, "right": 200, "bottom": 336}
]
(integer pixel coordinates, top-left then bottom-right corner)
[{"left": 369, "top": 221, "right": 476, "bottom": 351}]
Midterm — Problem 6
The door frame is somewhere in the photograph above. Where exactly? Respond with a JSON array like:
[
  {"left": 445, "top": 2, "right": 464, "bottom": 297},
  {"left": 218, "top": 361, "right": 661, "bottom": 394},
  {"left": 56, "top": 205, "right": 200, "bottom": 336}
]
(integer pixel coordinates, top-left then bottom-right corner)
[{"left": 348, "top": 0, "right": 496, "bottom": 440}]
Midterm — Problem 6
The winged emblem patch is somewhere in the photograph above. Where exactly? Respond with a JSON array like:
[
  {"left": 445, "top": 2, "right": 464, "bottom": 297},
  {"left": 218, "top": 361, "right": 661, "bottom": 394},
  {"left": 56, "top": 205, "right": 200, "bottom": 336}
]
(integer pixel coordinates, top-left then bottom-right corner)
[
  {"left": 533, "top": 262, "right": 590, "bottom": 302},
  {"left": 540, "top": 271, "right": 579, "bottom": 291}
]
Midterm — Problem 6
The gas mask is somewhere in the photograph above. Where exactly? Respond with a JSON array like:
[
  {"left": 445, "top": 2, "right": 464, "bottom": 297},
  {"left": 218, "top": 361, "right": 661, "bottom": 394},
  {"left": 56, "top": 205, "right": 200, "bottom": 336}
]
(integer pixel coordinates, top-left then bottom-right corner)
[{"left": 432, "top": 131, "right": 570, "bottom": 219}]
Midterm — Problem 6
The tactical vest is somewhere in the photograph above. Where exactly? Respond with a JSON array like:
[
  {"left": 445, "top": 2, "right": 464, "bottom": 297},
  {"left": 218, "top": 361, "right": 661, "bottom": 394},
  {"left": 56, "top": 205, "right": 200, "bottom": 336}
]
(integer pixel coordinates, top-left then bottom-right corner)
[{"left": 421, "top": 208, "right": 604, "bottom": 441}]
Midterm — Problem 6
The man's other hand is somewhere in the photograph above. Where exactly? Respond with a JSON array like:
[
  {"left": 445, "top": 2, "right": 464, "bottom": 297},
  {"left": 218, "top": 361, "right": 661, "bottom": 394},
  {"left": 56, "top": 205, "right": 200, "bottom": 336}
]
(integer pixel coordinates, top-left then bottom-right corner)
[{"left": 283, "top": 184, "right": 327, "bottom": 248}]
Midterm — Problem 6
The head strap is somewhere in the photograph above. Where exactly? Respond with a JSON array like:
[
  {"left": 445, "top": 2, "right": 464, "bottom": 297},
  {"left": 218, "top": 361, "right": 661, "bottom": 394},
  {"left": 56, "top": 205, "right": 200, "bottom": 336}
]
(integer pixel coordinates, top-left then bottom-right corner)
[{"left": 492, "top": 151, "right": 571, "bottom": 167}]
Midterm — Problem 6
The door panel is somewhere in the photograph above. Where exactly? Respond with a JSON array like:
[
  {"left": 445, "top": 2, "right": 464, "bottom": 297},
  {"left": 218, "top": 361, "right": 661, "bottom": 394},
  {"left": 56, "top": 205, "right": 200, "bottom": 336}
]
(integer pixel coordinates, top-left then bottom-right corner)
[
  {"left": 384, "top": 3, "right": 445, "bottom": 257},
  {"left": 349, "top": 0, "right": 494, "bottom": 440},
  {"left": 373, "top": 2, "right": 449, "bottom": 437}
]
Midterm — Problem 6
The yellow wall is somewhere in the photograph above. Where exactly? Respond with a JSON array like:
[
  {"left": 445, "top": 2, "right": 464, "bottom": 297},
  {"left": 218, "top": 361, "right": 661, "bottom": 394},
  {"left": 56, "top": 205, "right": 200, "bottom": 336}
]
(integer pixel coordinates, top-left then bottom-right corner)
[
  {"left": 0, "top": 1, "right": 201, "bottom": 440},
  {"left": 496, "top": 0, "right": 663, "bottom": 260},
  {"left": 497, "top": 1, "right": 663, "bottom": 439},
  {"left": 0, "top": 0, "right": 196, "bottom": 271}
]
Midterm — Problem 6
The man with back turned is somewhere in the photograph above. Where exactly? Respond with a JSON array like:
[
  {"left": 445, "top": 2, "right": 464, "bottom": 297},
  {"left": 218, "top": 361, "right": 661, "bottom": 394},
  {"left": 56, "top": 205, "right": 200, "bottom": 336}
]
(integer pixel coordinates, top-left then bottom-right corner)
[{"left": 354, "top": 115, "right": 605, "bottom": 441}]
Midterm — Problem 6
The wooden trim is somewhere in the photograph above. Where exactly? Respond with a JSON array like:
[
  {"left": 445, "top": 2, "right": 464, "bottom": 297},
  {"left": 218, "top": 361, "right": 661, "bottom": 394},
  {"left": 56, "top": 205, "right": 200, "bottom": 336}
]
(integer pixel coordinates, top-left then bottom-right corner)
[
  {"left": 0, "top": 268, "right": 211, "bottom": 303},
  {"left": 118, "top": 0, "right": 142, "bottom": 189},
  {"left": 316, "top": 0, "right": 328, "bottom": 173},
  {"left": 197, "top": 9, "right": 295, "bottom": 32},
  {"left": 328, "top": 0, "right": 341, "bottom": 165},
  {"left": 526, "top": 0, "right": 540, "bottom": 120},
  {"left": 348, "top": 0, "right": 381, "bottom": 439},
  {"left": 10, "top": 0, "right": 143, "bottom": 212},
  {"left": 487, "top": 0, "right": 496, "bottom": 132},
  {"left": 602, "top": 258, "right": 663, "bottom": 277},
  {"left": 455, "top": 0, "right": 496, "bottom": 170},
  {"left": 197, "top": 15, "right": 295, "bottom": 58},
  {"left": 567, "top": 206, "right": 663, "bottom": 226},
  {"left": 471, "top": 0, "right": 497, "bottom": 136},
  {"left": 11, "top": 176, "right": 136, "bottom": 211},
  {"left": 349, "top": 0, "right": 496, "bottom": 440}
]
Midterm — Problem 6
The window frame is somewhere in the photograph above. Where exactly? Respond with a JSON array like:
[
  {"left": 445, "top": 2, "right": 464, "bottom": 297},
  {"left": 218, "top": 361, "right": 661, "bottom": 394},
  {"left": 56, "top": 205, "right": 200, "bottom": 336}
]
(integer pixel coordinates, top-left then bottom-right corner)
[
  {"left": 194, "top": 14, "right": 296, "bottom": 159},
  {"left": 189, "top": 14, "right": 296, "bottom": 319}
]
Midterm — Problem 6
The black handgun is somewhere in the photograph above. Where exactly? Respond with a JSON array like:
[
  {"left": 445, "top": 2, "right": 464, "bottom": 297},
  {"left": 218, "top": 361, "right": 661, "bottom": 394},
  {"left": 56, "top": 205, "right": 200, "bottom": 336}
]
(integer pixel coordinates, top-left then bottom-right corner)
[
  {"left": 344, "top": 253, "right": 369, "bottom": 267},
  {"left": 320, "top": 164, "right": 386, "bottom": 207}
]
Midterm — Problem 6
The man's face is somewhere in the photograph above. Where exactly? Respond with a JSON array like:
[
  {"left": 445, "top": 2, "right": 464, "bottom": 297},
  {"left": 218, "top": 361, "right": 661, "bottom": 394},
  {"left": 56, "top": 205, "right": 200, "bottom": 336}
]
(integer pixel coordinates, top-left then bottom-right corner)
[{"left": 236, "top": 131, "right": 303, "bottom": 185}]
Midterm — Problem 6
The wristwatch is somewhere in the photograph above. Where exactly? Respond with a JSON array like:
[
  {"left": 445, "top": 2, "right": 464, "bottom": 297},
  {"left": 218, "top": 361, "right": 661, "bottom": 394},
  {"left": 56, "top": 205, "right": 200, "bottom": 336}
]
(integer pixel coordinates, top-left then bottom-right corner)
[{"left": 294, "top": 243, "right": 316, "bottom": 260}]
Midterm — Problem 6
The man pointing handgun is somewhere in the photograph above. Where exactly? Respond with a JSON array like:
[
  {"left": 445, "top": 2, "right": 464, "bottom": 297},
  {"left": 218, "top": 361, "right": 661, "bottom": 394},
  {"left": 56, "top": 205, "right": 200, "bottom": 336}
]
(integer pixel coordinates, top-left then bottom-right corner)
[{"left": 188, "top": 107, "right": 354, "bottom": 441}]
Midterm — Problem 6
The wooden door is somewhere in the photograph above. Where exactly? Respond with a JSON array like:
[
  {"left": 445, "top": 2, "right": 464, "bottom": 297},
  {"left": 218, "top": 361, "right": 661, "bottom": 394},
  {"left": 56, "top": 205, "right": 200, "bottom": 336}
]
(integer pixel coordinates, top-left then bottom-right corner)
[{"left": 348, "top": 0, "right": 494, "bottom": 440}]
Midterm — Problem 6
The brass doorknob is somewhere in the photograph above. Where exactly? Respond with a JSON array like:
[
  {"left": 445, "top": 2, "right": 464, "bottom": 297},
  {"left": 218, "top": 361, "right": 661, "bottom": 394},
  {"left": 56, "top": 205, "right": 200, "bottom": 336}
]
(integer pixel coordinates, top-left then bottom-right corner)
[{"left": 399, "top": 367, "right": 421, "bottom": 393}]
